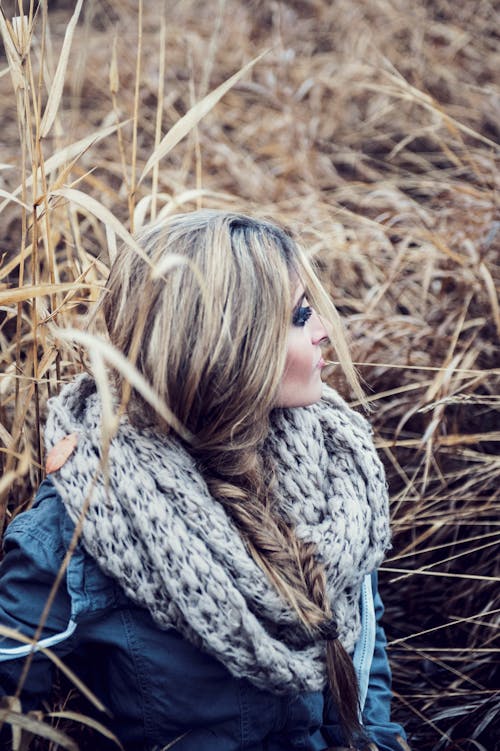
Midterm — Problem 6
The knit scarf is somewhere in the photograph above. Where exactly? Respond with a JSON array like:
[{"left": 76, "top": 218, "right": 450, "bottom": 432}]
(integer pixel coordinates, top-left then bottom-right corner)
[{"left": 45, "top": 375, "right": 390, "bottom": 694}]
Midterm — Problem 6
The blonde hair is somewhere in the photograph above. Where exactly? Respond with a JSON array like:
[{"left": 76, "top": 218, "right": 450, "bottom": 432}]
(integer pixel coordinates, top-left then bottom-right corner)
[{"left": 101, "top": 210, "right": 364, "bottom": 740}]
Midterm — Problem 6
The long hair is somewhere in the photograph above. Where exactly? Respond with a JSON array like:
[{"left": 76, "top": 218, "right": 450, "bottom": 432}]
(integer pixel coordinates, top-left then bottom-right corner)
[{"left": 100, "top": 210, "right": 364, "bottom": 742}]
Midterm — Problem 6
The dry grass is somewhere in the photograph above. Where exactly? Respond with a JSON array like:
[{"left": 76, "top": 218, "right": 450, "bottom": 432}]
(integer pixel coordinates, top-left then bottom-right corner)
[{"left": 0, "top": 1, "right": 498, "bottom": 749}]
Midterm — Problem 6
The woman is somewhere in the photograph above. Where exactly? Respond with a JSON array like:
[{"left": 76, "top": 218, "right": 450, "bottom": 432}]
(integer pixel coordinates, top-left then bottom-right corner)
[{"left": 0, "top": 211, "right": 409, "bottom": 750}]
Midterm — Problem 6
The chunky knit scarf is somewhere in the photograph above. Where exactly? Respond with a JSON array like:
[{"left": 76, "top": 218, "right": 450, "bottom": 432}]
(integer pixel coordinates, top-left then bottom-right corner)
[{"left": 45, "top": 375, "right": 390, "bottom": 694}]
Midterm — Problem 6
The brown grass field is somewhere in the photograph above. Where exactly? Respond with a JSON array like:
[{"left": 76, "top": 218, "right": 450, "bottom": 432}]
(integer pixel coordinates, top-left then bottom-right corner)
[{"left": 0, "top": 1, "right": 499, "bottom": 748}]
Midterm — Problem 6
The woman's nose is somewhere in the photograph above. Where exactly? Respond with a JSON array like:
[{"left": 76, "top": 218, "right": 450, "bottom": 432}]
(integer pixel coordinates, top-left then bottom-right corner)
[{"left": 311, "top": 310, "right": 328, "bottom": 345}]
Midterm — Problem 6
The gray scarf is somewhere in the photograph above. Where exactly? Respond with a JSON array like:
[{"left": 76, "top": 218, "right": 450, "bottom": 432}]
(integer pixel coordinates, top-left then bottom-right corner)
[{"left": 45, "top": 375, "right": 390, "bottom": 694}]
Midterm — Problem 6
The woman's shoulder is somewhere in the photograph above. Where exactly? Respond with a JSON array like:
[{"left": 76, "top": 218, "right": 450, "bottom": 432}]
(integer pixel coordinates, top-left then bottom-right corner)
[
  {"left": 4, "top": 479, "right": 74, "bottom": 565},
  {"left": 4, "top": 479, "right": 123, "bottom": 618}
]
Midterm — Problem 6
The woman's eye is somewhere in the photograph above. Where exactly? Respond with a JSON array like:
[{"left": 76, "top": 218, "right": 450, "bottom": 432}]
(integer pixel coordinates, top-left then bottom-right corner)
[{"left": 292, "top": 305, "right": 313, "bottom": 327}]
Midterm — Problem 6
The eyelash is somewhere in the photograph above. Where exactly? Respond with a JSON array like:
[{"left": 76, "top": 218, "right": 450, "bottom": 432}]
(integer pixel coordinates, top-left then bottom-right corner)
[{"left": 292, "top": 305, "right": 313, "bottom": 327}]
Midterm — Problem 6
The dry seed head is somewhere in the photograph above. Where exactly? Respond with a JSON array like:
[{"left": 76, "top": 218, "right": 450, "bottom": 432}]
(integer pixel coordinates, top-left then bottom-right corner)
[{"left": 110, "top": 34, "right": 120, "bottom": 95}]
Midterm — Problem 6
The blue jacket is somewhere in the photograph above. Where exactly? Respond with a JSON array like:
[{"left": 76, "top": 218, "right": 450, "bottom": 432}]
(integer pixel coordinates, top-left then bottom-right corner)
[{"left": 0, "top": 480, "right": 408, "bottom": 751}]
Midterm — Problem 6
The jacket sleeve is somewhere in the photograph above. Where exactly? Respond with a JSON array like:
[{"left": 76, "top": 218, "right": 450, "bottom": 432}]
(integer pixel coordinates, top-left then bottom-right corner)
[
  {"left": 361, "top": 571, "right": 410, "bottom": 751},
  {"left": 0, "top": 481, "right": 77, "bottom": 713}
]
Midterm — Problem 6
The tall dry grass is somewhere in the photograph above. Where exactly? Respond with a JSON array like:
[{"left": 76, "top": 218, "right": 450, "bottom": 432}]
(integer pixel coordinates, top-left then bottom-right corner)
[{"left": 0, "top": 1, "right": 498, "bottom": 749}]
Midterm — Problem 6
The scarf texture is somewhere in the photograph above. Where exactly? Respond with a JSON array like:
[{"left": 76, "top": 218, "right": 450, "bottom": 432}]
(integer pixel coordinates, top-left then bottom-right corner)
[{"left": 45, "top": 375, "right": 390, "bottom": 694}]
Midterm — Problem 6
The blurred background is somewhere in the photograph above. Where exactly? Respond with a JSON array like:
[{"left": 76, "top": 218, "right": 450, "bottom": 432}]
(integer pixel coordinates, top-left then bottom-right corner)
[{"left": 0, "top": 1, "right": 499, "bottom": 748}]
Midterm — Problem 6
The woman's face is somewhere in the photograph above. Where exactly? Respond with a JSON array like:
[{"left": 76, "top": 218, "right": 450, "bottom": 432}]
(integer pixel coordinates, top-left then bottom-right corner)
[{"left": 276, "top": 286, "right": 328, "bottom": 408}]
